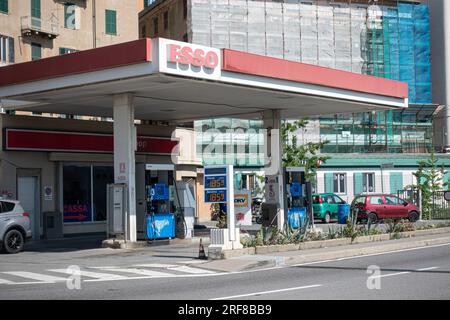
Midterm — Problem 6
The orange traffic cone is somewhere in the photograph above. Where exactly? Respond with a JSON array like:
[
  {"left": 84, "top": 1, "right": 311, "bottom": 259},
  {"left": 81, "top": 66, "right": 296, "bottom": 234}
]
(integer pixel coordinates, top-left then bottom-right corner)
[{"left": 198, "top": 238, "right": 207, "bottom": 260}]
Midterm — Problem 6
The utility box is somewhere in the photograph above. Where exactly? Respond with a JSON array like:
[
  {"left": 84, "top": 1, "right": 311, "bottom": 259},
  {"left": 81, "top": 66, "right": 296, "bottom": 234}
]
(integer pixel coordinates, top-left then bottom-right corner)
[
  {"left": 106, "top": 183, "right": 128, "bottom": 239},
  {"left": 43, "top": 211, "right": 63, "bottom": 239}
]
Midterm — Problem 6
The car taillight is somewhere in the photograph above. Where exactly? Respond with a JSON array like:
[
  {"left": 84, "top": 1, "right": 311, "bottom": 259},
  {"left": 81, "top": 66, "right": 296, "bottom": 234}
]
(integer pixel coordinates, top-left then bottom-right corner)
[{"left": 23, "top": 212, "right": 30, "bottom": 218}]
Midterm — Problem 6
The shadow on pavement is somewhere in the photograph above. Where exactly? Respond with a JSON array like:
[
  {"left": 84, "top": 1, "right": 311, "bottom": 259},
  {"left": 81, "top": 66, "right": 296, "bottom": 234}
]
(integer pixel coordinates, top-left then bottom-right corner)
[{"left": 21, "top": 233, "right": 106, "bottom": 253}]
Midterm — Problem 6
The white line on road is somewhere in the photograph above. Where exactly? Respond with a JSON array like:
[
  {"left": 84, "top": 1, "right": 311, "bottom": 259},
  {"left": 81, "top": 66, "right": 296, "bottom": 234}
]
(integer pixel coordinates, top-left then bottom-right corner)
[
  {"left": 133, "top": 263, "right": 179, "bottom": 268},
  {"left": 210, "top": 284, "right": 322, "bottom": 300},
  {"left": 291, "top": 243, "right": 450, "bottom": 268},
  {"left": 49, "top": 269, "right": 129, "bottom": 280},
  {"left": 417, "top": 267, "right": 439, "bottom": 271},
  {"left": 93, "top": 267, "right": 174, "bottom": 277},
  {"left": 2, "top": 271, "right": 68, "bottom": 283},
  {"left": 168, "top": 265, "right": 216, "bottom": 274},
  {"left": 0, "top": 278, "right": 14, "bottom": 285}
]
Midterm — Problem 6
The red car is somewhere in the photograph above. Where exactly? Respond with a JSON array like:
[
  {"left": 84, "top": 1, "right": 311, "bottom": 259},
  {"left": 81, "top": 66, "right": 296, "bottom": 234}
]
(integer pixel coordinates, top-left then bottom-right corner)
[{"left": 351, "top": 194, "right": 420, "bottom": 223}]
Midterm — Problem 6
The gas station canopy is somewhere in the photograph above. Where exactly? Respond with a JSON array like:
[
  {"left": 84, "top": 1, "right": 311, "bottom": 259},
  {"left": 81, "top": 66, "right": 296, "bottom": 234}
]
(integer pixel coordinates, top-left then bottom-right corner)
[{"left": 0, "top": 38, "right": 408, "bottom": 122}]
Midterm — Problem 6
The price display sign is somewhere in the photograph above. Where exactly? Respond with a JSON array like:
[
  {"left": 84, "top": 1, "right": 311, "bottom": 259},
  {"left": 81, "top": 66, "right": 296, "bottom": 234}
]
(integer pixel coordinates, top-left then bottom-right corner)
[
  {"left": 205, "top": 189, "right": 227, "bottom": 203},
  {"left": 205, "top": 175, "right": 227, "bottom": 189},
  {"left": 204, "top": 166, "right": 229, "bottom": 204}
]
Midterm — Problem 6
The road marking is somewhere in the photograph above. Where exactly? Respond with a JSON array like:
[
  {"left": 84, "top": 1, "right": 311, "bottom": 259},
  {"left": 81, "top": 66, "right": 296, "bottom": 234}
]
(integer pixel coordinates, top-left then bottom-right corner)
[
  {"left": 177, "top": 260, "right": 208, "bottom": 264},
  {"left": 2, "top": 271, "right": 67, "bottom": 283},
  {"left": 417, "top": 267, "right": 439, "bottom": 271},
  {"left": 0, "top": 278, "right": 14, "bottom": 285},
  {"left": 168, "top": 265, "right": 215, "bottom": 274},
  {"left": 49, "top": 269, "right": 129, "bottom": 280},
  {"left": 210, "top": 284, "right": 322, "bottom": 300},
  {"left": 94, "top": 267, "right": 173, "bottom": 277},
  {"left": 376, "top": 271, "right": 410, "bottom": 279},
  {"left": 291, "top": 243, "right": 450, "bottom": 268},
  {"left": 134, "top": 263, "right": 179, "bottom": 268}
]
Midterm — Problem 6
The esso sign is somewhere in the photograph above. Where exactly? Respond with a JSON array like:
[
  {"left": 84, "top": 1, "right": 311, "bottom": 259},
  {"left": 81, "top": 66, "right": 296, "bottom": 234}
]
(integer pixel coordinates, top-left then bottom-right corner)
[{"left": 168, "top": 44, "right": 219, "bottom": 69}]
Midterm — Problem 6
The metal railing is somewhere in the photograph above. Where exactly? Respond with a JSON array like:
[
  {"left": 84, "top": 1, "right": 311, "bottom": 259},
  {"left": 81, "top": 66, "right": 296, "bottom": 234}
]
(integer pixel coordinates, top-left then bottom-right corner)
[
  {"left": 397, "top": 188, "right": 450, "bottom": 220},
  {"left": 20, "top": 16, "right": 59, "bottom": 37}
]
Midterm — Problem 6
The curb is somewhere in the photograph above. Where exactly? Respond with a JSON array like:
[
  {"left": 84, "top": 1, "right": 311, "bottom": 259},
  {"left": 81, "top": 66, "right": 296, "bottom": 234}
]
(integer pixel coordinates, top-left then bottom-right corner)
[{"left": 216, "top": 227, "right": 450, "bottom": 259}]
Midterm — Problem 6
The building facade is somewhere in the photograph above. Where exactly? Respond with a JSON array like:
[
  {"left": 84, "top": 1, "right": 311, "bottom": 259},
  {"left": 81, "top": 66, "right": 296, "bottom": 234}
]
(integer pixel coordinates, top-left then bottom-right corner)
[
  {"left": 0, "top": 0, "right": 139, "bottom": 65},
  {"left": 139, "top": 0, "right": 447, "bottom": 204}
]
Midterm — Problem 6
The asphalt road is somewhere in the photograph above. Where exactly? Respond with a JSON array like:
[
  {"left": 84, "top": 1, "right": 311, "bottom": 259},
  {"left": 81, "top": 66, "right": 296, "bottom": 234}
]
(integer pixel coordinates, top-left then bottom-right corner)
[{"left": 1, "top": 242, "right": 449, "bottom": 300}]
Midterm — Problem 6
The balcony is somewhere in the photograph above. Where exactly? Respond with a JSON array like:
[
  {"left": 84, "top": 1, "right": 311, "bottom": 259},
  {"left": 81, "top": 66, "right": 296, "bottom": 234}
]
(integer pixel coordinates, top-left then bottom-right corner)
[{"left": 21, "top": 16, "right": 59, "bottom": 39}]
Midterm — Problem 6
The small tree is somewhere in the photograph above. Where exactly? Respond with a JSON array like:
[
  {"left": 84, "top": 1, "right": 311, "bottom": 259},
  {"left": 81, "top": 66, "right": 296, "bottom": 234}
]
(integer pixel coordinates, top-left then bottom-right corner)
[
  {"left": 413, "top": 151, "right": 448, "bottom": 220},
  {"left": 281, "top": 119, "right": 330, "bottom": 182}
]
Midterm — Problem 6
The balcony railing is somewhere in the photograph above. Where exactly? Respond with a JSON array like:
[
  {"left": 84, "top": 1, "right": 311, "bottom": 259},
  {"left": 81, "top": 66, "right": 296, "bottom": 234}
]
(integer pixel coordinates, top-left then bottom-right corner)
[{"left": 21, "top": 16, "right": 59, "bottom": 39}]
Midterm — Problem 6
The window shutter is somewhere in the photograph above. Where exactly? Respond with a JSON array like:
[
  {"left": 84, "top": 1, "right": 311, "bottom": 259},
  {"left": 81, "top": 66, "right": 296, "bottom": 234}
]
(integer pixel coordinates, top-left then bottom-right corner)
[
  {"left": 8, "top": 37, "right": 14, "bottom": 63},
  {"left": 324, "top": 173, "right": 333, "bottom": 193},
  {"left": 389, "top": 172, "right": 403, "bottom": 194},
  {"left": 354, "top": 173, "right": 363, "bottom": 195}
]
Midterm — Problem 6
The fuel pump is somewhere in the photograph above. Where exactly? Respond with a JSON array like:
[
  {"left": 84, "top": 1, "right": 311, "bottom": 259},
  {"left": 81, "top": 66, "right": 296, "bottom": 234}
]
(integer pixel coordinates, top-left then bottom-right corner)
[
  {"left": 144, "top": 164, "right": 176, "bottom": 240},
  {"left": 284, "top": 167, "right": 312, "bottom": 229}
]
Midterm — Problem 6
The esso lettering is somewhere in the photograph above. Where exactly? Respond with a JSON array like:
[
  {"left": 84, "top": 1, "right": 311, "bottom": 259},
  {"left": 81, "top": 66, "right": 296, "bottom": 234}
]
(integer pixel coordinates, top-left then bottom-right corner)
[{"left": 168, "top": 44, "right": 219, "bottom": 69}]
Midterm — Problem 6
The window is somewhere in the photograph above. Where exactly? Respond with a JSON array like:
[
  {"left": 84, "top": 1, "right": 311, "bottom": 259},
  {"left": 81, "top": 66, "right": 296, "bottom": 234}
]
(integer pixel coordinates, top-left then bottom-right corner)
[
  {"left": 63, "top": 165, "right": 113, "bottom": 223},
  {"left": 105, "top": 9, "right": 117, "bottom": 35},
  {"left": 362, "top": 173, "right": 375, "bottom": 193},
  {"left": 64, "top": 3, "right": 77, "bottom": 30},
  {"left": 0, "top": 0, "right": 8, "bottom": 14},
  {"left": 385, "top": 196, "right": 403, "bottom": 205},
  {"left": 0, "top": 201, "right": 15, "bottom": 213},
  {"left": 369, "top": 196, "right": 384, "bottom": 205},
  {"left": 183, "top": 33, "right": 188, "bottom": 42},
  {"left": 153, "top": 17, "right": 158, "bottom": 36},
  {"left": 141, "top": 25, "right": 146, "bottom": 38},
  {"left": 31, "top": 0, "right": 41, "bottom": 28},
  {"left": 59, "top": 47, "right": 78, "bottom": 55},
  {"left": 333, "top": 195, "right": 345, "bottom": 204},
  {"left": 333, "top": 173, "right": 346, "bottom": 194},
  {"left": 353, "top": 196, "right": 366, "bottom": 206},
  {"left": 31, "top": 42, "right": 41, "bottom": 60},
  {"left": 163, "top": 11, "right": 169, "bottom": 30}
]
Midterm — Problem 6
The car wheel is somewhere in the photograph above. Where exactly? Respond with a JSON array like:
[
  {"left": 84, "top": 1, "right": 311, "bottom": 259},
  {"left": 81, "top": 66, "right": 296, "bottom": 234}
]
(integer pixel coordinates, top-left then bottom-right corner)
[
  {"left": 322, "top": 212, "right": 331, "bottom": 224},
  {"left": 368, "top": 212, "right": 378, "bottom": 224},
  {"left": 3, "top": 229, "right": 24, "bottom": 254},
  {"left": 408, "top": 211, "right": 419, "bottom": 223}
]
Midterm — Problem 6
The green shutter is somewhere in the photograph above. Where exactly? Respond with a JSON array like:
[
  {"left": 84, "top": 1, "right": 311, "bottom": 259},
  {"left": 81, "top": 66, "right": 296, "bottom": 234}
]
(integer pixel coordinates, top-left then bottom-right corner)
[
  {"left": 354, "top": 173, "right": 363, "bottom": 195},
  {"left": 324, "top": 173, "right": 333, "bottom": 193},
  {"left": 8, "top": 37, "right": 14, "bottom": 63},
  {"left": 389, "top": 172, "right": 403, "bottom": 194},
  {"left": 31, "top": 0, "right": 41, "bottom": 18},
  {"left": 444, "top": 171, "right": 450, "bottom": 190},
  {"left": 105, "top": 10, "right": 117, "bottom": 35},
  {"left": 0, "top": 0, "right": 8, "bottom": 13}
]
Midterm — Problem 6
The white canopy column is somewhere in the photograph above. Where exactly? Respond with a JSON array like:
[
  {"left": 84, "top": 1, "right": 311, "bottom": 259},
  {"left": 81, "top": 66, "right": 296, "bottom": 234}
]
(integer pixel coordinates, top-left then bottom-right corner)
[
  {"left": 263, "top": 110, "right": 285, "bottom": 230},
  {"left": 113, "top": 93, "right": 137, "bottom": 242}
]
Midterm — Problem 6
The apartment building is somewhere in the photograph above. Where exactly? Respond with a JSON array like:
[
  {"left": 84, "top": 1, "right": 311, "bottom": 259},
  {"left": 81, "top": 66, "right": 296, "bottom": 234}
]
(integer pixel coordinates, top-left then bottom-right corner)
[{"left": 0, "top": 0, "right": 138, "bottom": 66}]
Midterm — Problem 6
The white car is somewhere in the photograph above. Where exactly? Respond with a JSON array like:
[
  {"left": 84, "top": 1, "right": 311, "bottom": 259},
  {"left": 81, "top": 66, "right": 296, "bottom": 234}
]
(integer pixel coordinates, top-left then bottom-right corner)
[{"left": 0, "top": 200, "right": 32, "bottom": 254}]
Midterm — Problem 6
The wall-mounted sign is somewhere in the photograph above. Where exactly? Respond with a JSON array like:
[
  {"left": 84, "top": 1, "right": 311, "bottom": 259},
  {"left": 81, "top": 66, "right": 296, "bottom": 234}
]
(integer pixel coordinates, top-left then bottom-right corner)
[{"left": 156, "top": 38, "right": 222, "bottom": 81}]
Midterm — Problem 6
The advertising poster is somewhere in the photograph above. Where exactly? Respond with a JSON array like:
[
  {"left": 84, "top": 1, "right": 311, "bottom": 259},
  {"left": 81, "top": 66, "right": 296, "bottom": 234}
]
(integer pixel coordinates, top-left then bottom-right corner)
[{"left": 234, "top": 190, "right": 252, "bottom": 226}]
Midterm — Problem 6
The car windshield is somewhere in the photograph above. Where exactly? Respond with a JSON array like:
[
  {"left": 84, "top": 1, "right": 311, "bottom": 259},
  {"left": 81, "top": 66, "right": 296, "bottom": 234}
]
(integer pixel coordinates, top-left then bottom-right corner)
[{"left": 312, "top": 196, "right": 321, "bottom": 204}]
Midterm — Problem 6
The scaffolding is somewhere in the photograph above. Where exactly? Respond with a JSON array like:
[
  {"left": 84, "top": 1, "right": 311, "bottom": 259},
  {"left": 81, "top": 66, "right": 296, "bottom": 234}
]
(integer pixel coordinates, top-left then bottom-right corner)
[{"left": 188, "top": 0, "right": 431, "bottom": 104}]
